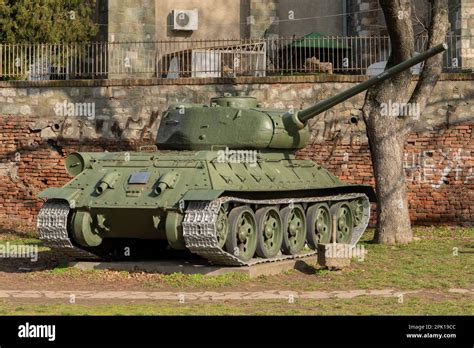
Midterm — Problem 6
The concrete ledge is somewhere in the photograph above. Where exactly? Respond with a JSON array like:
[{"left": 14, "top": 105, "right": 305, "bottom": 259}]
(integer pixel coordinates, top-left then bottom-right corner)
[
  {"left": 1, "top": 73, "right": 472, "bottom": 88},
  {"left": 69, "top": 256, "right": 316, "bottom": 278}
]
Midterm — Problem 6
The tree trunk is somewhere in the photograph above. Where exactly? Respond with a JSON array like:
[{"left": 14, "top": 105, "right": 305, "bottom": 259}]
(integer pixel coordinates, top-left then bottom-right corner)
[
  {"left": 362, "top": 0, "right": 448, "bottom": 244},
  {"left": 365, "top": 112, "right": 413, "bottom": 244}
]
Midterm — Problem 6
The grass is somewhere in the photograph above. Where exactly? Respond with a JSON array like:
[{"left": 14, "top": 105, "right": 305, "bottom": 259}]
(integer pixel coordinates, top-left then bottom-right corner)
[
  {"left": 142, "top": 272, "right": 249, "bottom": 288},
  {"left": 1, "top": 226, "right": 472, "bottom": 315},
  {"left": 0, "top": 293, "right": 472, "bottom": 315},
  {"left": 255, "top": 227, "right": 474, "bottom": 291},
  {"left": 0, "top": 237, "right": 49, "bottom": 256},
  {"left": 17, "top": 226, "right": 474, "bottom": 291},
  {"left": 0, "top": 238, "right": 42, "bottom": 246}
]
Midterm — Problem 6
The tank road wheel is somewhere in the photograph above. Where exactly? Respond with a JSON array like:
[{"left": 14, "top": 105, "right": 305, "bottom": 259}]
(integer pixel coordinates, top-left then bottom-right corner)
[
  {"left": 225, "top": 205, "right": 258, "bottom": 262},
  {"left": 255, "top": 206, "right": 283, "bottom": 259},
  {"left": 330, "top": 202, "right": 353, "bottom": 244},
  {"left": 306, "top": 203, "right": 332, "bottom": 249},
  {"left": 352, "top": 198, "right": 365, "bottom": 227},
  {"left": 215, "top": 207, "right": 229, "bottom": 249},
  {"left": 280, "top": 204, "right": 306, "bottom": 255},
  {"left": 71, "top": 211, "right": 102, "bottom": 247}
]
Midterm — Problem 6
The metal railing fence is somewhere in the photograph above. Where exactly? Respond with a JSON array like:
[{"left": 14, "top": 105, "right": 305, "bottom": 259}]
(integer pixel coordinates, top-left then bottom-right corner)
[{"left": 0, "top": 35, "right": 471, "bottom": 80}]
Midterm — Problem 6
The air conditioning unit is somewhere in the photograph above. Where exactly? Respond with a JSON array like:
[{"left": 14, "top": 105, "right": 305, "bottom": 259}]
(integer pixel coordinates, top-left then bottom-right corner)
[{"left": 173, "top": 9, "right": 198, "bottom": 31}]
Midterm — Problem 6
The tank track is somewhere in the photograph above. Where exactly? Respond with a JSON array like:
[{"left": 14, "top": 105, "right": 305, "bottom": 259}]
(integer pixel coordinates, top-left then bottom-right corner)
[
  {"left": 37, "top": 200, "right": 99, "bottom": 260},
  {"left": 183, "top": 193, "right": 370, "bottom": 266},
  {"left": 37, "top": 194, "right": 370, "bottom": 265}
]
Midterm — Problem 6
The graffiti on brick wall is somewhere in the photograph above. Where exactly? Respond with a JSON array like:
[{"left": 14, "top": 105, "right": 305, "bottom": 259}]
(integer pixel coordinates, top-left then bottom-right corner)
[{"left": 404, "top": 148, "right": 473, "bottom": 189}]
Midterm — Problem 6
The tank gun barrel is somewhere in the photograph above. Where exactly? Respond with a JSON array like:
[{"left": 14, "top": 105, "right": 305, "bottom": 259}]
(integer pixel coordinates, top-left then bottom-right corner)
[{"left": 290, "top": 43, "right": 447, "bottom": 127}]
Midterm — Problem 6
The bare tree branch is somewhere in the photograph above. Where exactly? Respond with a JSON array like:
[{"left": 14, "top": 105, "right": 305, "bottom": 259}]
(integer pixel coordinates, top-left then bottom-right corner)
[
  {"left": 411, "top": 2, "right": 429, "bottom": 36},
  {"left": 380, "top": 0, "right": 415, "bottom": 64},
  {"left": 409, "top": 0, "right": 449, "bottom": 110}
]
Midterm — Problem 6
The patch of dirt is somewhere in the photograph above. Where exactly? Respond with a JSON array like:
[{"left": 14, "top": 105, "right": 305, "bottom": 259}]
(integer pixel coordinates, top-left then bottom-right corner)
[{"left": 0, "top": 250, "right": 313, "bottom": 292}]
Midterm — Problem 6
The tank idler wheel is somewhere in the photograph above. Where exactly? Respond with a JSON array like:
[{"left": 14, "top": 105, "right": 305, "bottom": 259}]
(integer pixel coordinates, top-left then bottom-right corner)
[
  {"left": 330, "top": 202, "right": 353, "bottom": 244},
  {"left": 215, "top": 207, "right": 229, "bottom": 249},
  {"left": 225, "top": 205, "right": 258, "bottom": 262},
  {"left": 306, "top": 203, "right": 332, "bottom": 249},
  {"left": 72, "top": 211, "right": 103, "bottom": 247},
  {"left": 280, "top": 204, "right": 306, "bottom": 255},
  {"left": 255, "top": 206, "right": 283, "bottom": 259}
]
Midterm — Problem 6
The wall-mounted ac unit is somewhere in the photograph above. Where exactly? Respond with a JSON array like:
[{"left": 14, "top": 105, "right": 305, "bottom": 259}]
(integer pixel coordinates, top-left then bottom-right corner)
[{"left": 173, "top": 9, "right": 198, "bottom": 31}]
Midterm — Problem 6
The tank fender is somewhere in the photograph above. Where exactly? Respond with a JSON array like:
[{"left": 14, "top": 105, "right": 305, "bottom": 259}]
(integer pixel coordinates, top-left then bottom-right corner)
[
  {"left": 38, "top": 188, "right": 80, "bottom": 207},
  {"left": 182, "top": 189, "right": 224, "bottom": 201}
]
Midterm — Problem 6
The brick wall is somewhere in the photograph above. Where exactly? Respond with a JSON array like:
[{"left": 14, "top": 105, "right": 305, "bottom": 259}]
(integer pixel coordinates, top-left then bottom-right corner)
[
  {"left": 1, "top": 120, "right": 472, "bottom": 230},
  {"left": 0, "top": 76, "right": 472, "bottom": 230},
  {"left": 0, "top": 117, "right": 151, "bottom": 229},
  {"left": 298, "top": 124, "right": 473, "bottom": 225}
]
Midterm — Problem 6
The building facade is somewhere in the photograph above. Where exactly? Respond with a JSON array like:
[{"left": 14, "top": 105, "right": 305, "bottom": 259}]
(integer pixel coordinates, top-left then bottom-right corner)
[
  {"left": 98, "top": 0, "right": 472, "bottom": 40},
  {"left": 94, "top": 0, "right": 473, "bottom": 78}
]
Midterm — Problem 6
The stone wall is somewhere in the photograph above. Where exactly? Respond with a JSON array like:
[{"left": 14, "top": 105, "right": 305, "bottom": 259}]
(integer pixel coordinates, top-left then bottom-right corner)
[
  {"left": 108, "top": 0, "right": 156, "bottom": 42},
  {"left": 249, "top": 0, "right": 279, "bottom": 38},
  {"left": 459, "top": 0, "right": 474, "bottom": 68},
  {"left": 347, "top": 0, "right": 463, "bottom": 38},
  {"left": 0, "top": 75, "right": 473, "bottom": 229},
  {"left": 154, "top": 0, "right": 246, "bottom": 40},
  {"left": 277, "top": 0, "right": 344, "bottom": 37},
  {"left": 347, "top": 0, "right": 382, "bottom": 36},
  {"left": 106, "top": 0, "right": 156, "bottom": 79}
]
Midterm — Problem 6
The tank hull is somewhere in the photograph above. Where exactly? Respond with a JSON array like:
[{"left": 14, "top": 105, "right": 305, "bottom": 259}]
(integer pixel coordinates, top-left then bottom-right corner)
[{"left": 38, "top": 150, "right": 375, "bottom": 265}]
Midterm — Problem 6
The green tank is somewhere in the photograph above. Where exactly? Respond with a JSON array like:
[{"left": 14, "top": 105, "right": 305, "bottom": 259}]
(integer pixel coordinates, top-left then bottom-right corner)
[{"left": 37, "top": 44, "right": 446, "bottom": 265}]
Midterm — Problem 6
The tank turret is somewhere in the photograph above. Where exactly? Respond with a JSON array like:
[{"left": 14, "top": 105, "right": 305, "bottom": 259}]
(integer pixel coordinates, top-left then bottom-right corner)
[{"left": 157, "top": 43, "right": 447, "bottom": 151}]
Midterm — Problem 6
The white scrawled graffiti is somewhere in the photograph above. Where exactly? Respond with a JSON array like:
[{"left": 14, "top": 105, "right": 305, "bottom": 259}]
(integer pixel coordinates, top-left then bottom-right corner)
[{"left": 404, "top": 148, "right": 473, "bottom": 189}]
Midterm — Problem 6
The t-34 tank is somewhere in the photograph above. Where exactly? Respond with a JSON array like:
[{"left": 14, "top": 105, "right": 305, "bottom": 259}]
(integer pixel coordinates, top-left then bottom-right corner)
[{"left": 37, "top": 44, "right": 446, "bottom": 265}]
